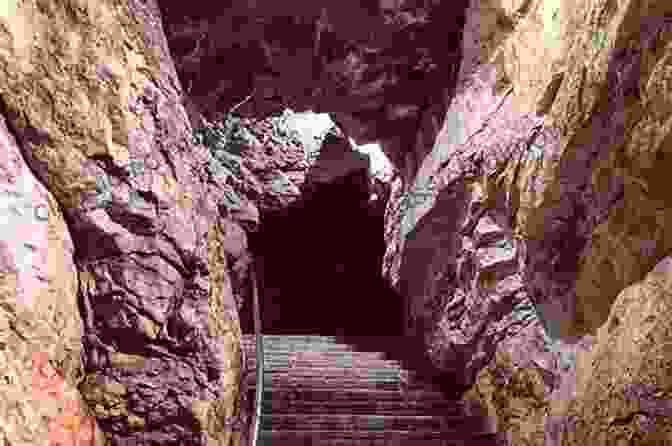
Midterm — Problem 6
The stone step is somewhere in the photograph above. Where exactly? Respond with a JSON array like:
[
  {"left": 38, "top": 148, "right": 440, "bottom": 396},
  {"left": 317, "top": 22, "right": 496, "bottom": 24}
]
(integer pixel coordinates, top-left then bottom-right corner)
[
  {"left": 259, "top": 397, "right": 460, "bottom": 416},
  {"left": 242, "top": 336, "right": 350, "bottom": 350},
  {"left": 247, "top": 374, "right": 451, "bottom": 394},
  {"left": 243, "top": 335, "right": 342, "bottom": 343},
  {"left": 251, "top": 347, "right": 384, "bottom": 357},
  {"left": 242, "top": 335, "right": 408, "bottom": 355},
  {"left": 253, "top": 387, "right": 456, "bottom": 404},
  {"left": 259, "top": 413, "right": 477, "bottom": 431},
  {"left": 247, "top": 374, "right": 403, "bottom": 391},
  {"left": 256, "top": 429, "right": 491, "bottom": 445},
  {"left": 241, "top": 334, "right": 499, "bottom": 445},
  {"left": 247, "top": 353, "right": 400, "bottom": 366},
  {"left": 247, "top": 365, "right": 402, "bottom": 379},
  {"left": 247, "top": 353, "right": 392, "bottom": 364},
  {"left": 247, "top": 362, "right": 444, "bottom": 383},
  {"left": 257, "top": 438, "right": 451, "bottom": 446},
  {"left": 244, "top": 342, "right": 361, "bottom": 353}
]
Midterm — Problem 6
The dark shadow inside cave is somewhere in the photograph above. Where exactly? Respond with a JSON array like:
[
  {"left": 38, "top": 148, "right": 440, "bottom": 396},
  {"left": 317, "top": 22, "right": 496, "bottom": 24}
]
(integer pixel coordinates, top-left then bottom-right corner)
[
  {"left": 246, "top": 166, "right": 402, "bottom": 336},
  {"left": 242, "top": 163, "right": 470, "bottom": 399}
]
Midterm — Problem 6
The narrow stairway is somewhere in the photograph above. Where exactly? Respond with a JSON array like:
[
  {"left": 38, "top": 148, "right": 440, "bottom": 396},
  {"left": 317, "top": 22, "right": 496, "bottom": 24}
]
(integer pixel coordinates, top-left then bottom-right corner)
[{"left": 241, "top": 335, "right": 502, "bottom": 445}]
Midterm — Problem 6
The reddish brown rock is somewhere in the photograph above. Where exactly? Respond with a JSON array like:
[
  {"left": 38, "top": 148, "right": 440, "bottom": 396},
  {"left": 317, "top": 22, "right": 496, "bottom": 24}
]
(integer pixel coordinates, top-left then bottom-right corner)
[
  {"left": 159, "top": 0, "right": 467, "bottom": 176},
  {"left": 0, "top": 0, "right": 248, "bottom": 444},
  {"left": 379, "top": 0, "right": 672, "bottom": 444}
]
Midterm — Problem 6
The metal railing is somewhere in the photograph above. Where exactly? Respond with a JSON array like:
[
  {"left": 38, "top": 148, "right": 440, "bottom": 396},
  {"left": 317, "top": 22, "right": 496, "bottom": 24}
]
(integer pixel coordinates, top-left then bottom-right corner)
[{"left": 249, "top": 260, "right": 263, "bottom": 446}]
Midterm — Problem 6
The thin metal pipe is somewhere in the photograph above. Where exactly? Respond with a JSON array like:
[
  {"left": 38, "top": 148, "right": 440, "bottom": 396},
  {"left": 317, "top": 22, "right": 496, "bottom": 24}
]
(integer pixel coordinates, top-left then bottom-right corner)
[{"left": 249, "top": 260, "right": 263, "bottom": 446}]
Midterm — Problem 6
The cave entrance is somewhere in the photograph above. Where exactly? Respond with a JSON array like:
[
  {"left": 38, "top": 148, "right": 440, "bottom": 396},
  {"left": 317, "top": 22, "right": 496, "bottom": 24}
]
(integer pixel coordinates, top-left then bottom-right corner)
[
  {"left": 234, "top": 111, "right": 467, "bottom": 401},
  {"left": 247, "top": 165, "right": 403, "bottom": 337}
]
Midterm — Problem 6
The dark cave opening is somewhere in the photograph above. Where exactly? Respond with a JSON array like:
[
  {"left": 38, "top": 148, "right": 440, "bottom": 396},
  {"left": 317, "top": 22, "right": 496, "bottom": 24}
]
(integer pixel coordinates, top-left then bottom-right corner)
[
  {"left": 246, "top": 167, "right": 403, "bottom": 337},
  {"left": 241, "top": 166, "right": 470, "bottom": 398},
  {"left": 235, "top": 132, "right": 472, "bottom": 398}
]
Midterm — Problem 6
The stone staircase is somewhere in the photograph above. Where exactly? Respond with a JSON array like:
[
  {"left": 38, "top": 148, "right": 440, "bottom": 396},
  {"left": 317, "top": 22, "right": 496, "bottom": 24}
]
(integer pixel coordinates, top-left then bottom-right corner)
[{"left": 241, "top": 335, "right": 503, "bottom": 446}]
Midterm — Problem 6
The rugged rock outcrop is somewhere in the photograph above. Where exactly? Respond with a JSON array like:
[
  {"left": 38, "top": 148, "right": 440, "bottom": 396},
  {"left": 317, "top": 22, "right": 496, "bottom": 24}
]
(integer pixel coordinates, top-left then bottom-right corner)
[
  {"left": 0, "top": 0, "right": 249, "bottom": 444},
  {"left": 159, "top": 0, "right": 466, "bottom": 177},
  {"left": 379, "top": 0, "right": 672, "bottom": 445},
  {"left": 547, "top": 256, "right": 672, "bottom": 445},
  {"left": 0, "top": 113, "right": 105, "bottom": 445},
  {"left": 163, "top": 0, "right": 672, "bottom": 443}
]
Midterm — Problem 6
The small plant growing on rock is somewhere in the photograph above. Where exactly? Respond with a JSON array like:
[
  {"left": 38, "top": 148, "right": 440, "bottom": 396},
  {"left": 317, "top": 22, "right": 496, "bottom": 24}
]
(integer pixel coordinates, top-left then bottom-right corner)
[
  {"left": 592, "top": 30, "right": 608, "bottom": 49},
  {"left": 193, "top": 115, "right": 248, "bottom": 183},
  {"left": 398, "top": 181, "right": 437, "bottom": 220},
  {"left": 95, "top": 175, "right": 113, "bottom": 209},
  {"left": 268, "top": 173, "right": 299, "bottom": 195},
  {"left": 494, "top": 239, "right": 514, "bottom": 251},
  {"left": 397, "top": 181, "right": 438, "bottom": 238},
  {"left": 221, "top": 186, "right": 243, "bottom": 211},
  {"left": 301, "top": 128, "right": 330, "bottom": 164},
  {"left": 191, "top": 114, "right": 252, "bottom": 211},
  {"left": 126, "top": 159, "right": 145, "bottom": 177},
  {"left": 271, "top": 109, "right": 304, "bottom": 145},
  {"left": 193, "top": 113, "right": 252, "bottom": 156},
  {"left": 527, "top": 143, "right": 544, "bottom": 161}
]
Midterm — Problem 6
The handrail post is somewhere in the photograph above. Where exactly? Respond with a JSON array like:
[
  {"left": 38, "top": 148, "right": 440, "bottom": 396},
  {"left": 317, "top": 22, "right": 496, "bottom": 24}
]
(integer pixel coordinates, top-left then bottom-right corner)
[{"left": 249, "top": 260, "right": 263, "bottom": 446}]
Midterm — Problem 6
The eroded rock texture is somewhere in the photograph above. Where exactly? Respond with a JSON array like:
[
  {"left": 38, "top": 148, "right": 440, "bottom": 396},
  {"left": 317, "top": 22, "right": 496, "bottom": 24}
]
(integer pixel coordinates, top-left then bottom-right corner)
[
  {"left": 380, "top": 0, "right": 672, "bottom": 445},
  {"left": 0, "top": 110, "right": 105, "bottom": 445},
  {"left": 548, "top": 256, "right": 672, "bottom": 444},
  {"left": 160, "top": 0, "right": 467, "bottom": 177},
  {"left": 0, "top": 0, "right": 248, "bottom": 444}
]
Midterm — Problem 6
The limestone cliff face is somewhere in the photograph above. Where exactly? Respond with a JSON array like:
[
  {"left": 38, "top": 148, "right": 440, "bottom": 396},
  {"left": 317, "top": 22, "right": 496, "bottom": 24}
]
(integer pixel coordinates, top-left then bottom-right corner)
[
  {"left": 1, "top": 0, "right": 672, "bottom": 445},
  {"left": 544, "top": 256, "right": 672, "bottom": 445},
  {"left": 380, "top": 0, "right": 672, "bottom": 444},
  {"left": 0, "top": 113, "right": 105, "bottom": 445},
  {"left": 0, "top": 0, "right": 247, "bottom": 444}
]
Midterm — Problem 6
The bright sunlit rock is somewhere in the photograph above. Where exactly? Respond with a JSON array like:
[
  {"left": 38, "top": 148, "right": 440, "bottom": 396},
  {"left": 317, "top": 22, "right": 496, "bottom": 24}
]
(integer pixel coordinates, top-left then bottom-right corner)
[{"left": 284, "top": 109, "right": 394, "bottom": 182}]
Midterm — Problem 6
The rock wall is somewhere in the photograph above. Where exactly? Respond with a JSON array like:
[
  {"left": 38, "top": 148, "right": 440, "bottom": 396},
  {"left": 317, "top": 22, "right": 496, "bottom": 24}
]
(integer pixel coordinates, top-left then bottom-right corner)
[
  {"left": 0, "top": 109, "right": 104, "bottom": 445},
  {"left": 380, "top": 0, "right": 672, "bottom": 444},
  {"left": 0, "top": 0, "right": 250, "bottom": 444},
  {"left": 159, "top": 0, "right": 467, "bottom": 176},
  {"left": 547, "top": 256, "right": 672, "bottom": 444}
]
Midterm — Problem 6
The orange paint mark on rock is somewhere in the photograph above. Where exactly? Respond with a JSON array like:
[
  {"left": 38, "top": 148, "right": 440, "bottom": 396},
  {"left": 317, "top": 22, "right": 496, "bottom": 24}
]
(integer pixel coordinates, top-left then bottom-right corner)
[{"left": 31, "top": 352, "right": 97, "bottom": 446}]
